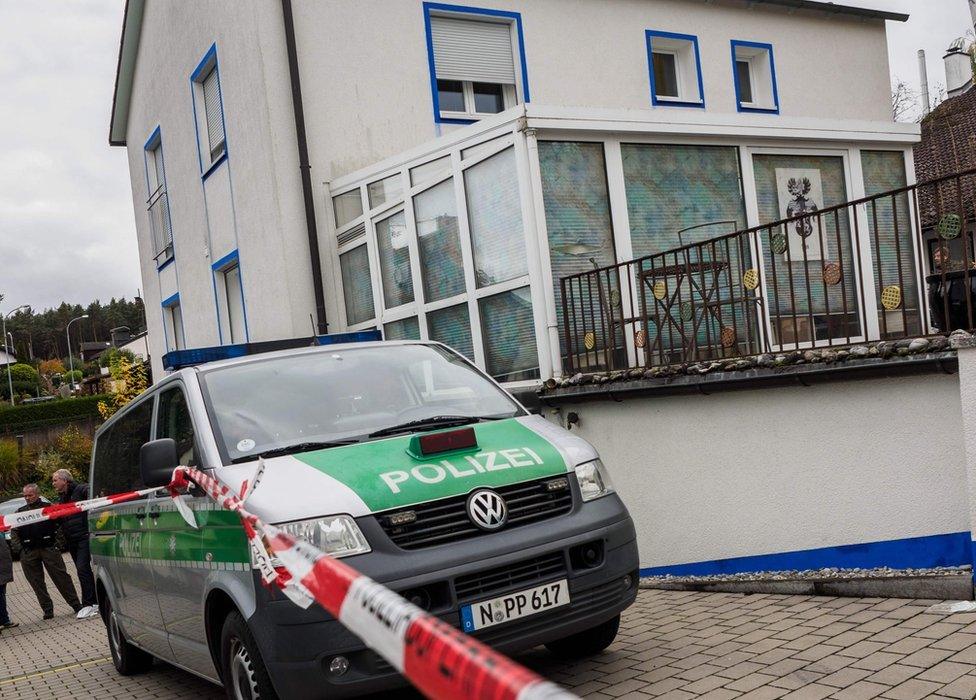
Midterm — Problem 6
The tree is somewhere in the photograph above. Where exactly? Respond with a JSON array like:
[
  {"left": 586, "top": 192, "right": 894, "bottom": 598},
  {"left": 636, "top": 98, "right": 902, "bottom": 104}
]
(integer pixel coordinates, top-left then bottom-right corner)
[
  {"left": 8, "top": 363, "right": 39, "bottom": 384},
  {"left": 891, "top": 79, "right": 918, "bottom": 123},
  {"left": 98, "top": 355, "right": 148, "bottom": 420}
]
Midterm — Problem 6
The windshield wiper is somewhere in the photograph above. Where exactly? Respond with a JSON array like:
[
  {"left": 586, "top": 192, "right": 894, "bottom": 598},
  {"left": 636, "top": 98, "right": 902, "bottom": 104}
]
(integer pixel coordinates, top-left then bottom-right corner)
[
  {"left": 367, "top": 415, "right": 491, "bottom": 439},
  {"left": 233, "top": 439, "right": 360, "bottom": 463}
]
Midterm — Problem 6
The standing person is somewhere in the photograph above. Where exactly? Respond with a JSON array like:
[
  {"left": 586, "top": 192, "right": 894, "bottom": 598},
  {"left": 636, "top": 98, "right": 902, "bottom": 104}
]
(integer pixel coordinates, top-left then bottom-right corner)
[
  {"left": 16, "top": 484, "right": 82, "bottom": 620},
  {"left": 0, "top": 529, "right": 17, "bottom": 631},
  {"left": 52, "top": 468, "right": 98, "bottom": 619}
]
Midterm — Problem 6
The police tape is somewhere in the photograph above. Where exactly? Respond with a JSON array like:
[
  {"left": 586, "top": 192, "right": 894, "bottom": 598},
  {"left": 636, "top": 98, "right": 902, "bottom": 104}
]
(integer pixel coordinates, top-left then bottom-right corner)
[{"left": 1, "top": 467, "right": 578, "bottom": 700}]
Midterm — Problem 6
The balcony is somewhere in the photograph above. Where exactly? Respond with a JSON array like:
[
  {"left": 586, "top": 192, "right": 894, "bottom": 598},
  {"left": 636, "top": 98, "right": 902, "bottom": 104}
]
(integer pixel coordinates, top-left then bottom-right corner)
[{"left": 558, "top": 168, "right": 976, "bottom": 376}]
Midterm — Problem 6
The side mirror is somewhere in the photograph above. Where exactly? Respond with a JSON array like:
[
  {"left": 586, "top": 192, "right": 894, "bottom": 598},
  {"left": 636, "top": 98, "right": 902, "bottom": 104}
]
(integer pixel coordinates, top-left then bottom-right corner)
[{"left": 140, "top": 438, "right": 178, "bottom": 488}]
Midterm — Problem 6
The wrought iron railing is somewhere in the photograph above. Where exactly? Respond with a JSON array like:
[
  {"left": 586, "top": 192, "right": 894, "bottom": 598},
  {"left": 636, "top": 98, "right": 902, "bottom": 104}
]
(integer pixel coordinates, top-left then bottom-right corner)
[
  {"left": 147, "top": 184, "right": 174, "bottom": 262},
  {"left": 559, "top": 167, "right": 976, "bottom": 374}
]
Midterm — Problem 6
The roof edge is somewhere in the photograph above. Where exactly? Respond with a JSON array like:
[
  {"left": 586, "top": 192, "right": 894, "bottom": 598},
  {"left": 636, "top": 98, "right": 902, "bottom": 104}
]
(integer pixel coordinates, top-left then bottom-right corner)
[
  {"left": 109, "top": 0, "right": 146, "bottom": 147},
  {"left": 748, "top": 0, "right": 909, "bottom": 23}
]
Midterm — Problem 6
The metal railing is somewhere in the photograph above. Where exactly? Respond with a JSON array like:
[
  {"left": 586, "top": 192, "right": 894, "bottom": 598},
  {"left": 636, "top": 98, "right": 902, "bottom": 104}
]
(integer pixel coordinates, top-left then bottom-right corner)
[
  {"left": 559, "top": 167, "right": 976, "bottom": 375},
  {"left": 147, "top": 184, "right": 174, "bottom": 263}
]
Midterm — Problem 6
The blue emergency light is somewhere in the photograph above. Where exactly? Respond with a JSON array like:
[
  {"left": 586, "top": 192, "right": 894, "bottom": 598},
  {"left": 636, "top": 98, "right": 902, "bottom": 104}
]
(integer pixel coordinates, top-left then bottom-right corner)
[{"left": 161, "top": 330, "right": 382, "bottom": 371}]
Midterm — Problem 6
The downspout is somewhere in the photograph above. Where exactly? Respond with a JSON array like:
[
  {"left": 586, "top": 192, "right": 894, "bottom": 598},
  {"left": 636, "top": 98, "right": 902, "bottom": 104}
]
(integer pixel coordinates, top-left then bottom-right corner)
[{"left": 280, "top": 0, "right": 328, "bottom": 334}]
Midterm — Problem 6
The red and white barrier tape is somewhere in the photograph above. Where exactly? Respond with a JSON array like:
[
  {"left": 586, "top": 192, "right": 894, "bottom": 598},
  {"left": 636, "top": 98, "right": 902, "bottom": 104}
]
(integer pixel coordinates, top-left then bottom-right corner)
[{"left": 2, "top": 466, "right": 577, "bottom": 699}]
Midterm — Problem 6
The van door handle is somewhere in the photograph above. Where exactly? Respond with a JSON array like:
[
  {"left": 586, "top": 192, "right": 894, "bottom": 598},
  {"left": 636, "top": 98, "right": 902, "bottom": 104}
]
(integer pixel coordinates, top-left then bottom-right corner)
[
  {"left": 148, "top": 508, "right": 161, "bottom": 521},
  {"left": 134, "top": 511, "right": 147, "bottom": 520}
]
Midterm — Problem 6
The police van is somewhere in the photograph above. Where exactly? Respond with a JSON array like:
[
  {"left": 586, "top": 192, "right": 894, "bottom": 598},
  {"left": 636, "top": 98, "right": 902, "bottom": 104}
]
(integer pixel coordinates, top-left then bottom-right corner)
[{"left": 89, "top": 339, "right": 638, "bottom": 699}]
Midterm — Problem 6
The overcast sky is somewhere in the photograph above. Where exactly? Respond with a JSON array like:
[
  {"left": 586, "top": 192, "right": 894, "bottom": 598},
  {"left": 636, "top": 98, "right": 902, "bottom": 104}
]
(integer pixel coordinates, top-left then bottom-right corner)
[{"left": 0, "top": 1, "right": 973, "bottom": 315}]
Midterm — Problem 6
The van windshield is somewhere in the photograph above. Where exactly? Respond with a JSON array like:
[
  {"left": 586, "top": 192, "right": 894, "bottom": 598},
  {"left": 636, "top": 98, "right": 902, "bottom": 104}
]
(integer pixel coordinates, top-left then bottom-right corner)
[{"left": 199, "top": 344, "right": 523, "bottom": 463}]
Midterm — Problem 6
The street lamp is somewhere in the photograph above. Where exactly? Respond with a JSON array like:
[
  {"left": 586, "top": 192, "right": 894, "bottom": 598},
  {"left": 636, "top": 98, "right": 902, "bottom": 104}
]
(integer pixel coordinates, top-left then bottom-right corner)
[
  {"left": 66, "top": 314, "right": 89, "bottom": 393},
  {"left": 3, "top": 305, "right": 31, "bottom": 406}
]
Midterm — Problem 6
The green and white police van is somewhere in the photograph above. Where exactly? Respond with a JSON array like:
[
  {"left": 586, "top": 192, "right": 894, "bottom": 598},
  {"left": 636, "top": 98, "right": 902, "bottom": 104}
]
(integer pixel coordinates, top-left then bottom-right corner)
[{"left": 89, "top": 339, "right": 639, "bottom": 699}]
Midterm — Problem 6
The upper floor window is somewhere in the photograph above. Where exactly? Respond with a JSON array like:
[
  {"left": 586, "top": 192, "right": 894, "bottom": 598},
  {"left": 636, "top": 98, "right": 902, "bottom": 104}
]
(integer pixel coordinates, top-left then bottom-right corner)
[
  {"left": 731, "top": 40, "right": 779, "bottom": 114},
  {"left": 645, "top": 31, "right": 704, "bottom": 108},
  {"left": 191, "top": 45, "right": 227, "bottom": 172},
  {"left": 424, "top": 4, "right": 528, "bottom": 123},
  {"left": 144, "top": 128, "right": 173, "bottom": 266}
]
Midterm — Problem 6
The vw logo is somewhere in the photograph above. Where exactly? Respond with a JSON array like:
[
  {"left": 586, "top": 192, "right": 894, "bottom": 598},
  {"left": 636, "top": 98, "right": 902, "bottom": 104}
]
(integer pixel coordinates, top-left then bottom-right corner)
[{"left": 466, "top": 489, "right": 508, "bottom": 531}]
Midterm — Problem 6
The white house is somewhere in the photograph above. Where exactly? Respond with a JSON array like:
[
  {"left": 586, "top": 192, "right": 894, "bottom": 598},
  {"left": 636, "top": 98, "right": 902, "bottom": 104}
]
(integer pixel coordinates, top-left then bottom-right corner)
[{"left": 113, "top": 1, "right": 976, "bottom": 588}]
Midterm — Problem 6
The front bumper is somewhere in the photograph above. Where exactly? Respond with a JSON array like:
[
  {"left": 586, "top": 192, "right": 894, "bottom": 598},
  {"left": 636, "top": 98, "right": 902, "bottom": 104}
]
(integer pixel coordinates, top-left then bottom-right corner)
[{"left": 250, "top": 490, "right": 638, "bottom": 700}]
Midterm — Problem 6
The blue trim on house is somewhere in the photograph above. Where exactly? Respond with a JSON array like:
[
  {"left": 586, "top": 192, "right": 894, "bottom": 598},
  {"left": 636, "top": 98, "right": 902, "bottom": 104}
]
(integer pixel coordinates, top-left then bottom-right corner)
[
  {"left": 640, "top": 532, "right": 971, "bottom": 578},
  {"left": 161, "top": 292, "right": 180, "bottom": 308},
  {"left": 190, "top": 43, "right": 218, "bottom": 82},
  {"left": 645, "top": 30, "right": 705, "bottom": 109},
  {"left": 211, "top": 248, "right": 239, "bottom": 271},
  {"left": 422, "top": 2, "right": 530, "bottom": 125},
  {"left": 201, "top": 151, "right": 228, "bottom": 182},
  {"left": 143, "top": 125, "right": 161, "bottom": 151},
  {"left": 731, "top": 39, "right": 780, "bottom": 114},
  {"left": 156, "top": 257, "right": 176, "bottom": 272}
]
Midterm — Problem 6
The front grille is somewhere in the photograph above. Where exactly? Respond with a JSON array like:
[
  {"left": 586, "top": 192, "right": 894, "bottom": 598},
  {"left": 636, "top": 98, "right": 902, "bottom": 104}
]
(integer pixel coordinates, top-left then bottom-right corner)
[
  {"left": 455, "top": 551, "right": 567, "bottom": 603},
  {"left": 376, "top": 476, "right": 573, "bottom": 550}
]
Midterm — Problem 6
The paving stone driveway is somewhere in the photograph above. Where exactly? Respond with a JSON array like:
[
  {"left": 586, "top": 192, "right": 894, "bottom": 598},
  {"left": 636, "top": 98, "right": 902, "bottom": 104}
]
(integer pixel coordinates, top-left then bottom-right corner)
[{"left": 4, "top": 558, "right": 976, "bottom": 699}]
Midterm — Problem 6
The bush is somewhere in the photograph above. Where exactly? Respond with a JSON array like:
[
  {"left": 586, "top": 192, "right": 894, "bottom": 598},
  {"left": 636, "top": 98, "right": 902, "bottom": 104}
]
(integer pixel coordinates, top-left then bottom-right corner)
[
  {"left": 38, "top": 359, "right": 66, "bottom": 377},
  {"left": 0, "top": 394, "right": 110, "bottom": 431},
  {"left": 8, "top": 363, "right": 38, "bottom": 384},
  {"left": 99, "top": 348, "right": 135, "bottom": 368},
  {"left": 54, "top": 425, "right": 93, "bottom": 476}
]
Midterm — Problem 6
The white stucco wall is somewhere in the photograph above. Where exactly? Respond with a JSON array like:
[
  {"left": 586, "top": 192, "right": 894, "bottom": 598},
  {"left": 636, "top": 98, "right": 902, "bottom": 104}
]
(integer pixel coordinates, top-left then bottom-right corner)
[
  {"left": 123, "top": 1, "right": 317, "bottom": 379},
  {"left": 546, "top": 373, "right": 969, "bottom": 571},
  {"left": 292, "top": 0, "right": 894, "bottom": 181}
]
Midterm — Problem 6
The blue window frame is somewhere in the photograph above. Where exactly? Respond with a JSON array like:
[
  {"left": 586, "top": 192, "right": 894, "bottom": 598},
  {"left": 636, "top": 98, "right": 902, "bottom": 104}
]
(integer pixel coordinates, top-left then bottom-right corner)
[
  {"left": 190, "top": 43, "right": 229, "bottom": 179},
  {"left": 422, "top": 2, "right": 530, "bottom": 125},
  {"left": 645, "top": 30, "right": 705, "bottom": 109},
  {"left": 731, "top": 40, "right": 780, "bottom": 114},
  {"left": 161, "top": 292, "right": 186, "bottom": 352},
  {"left": 143, "top": 126, "right": 175, "bottom": 270},
  {"left": 211, "top": 249, "right": 249, "bottom": 344}
]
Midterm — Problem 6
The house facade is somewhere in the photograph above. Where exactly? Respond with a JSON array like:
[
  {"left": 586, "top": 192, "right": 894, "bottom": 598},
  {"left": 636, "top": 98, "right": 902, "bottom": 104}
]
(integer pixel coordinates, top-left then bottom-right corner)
[{"left": 110, "top": 0, "right": 917, "bottom": 385}]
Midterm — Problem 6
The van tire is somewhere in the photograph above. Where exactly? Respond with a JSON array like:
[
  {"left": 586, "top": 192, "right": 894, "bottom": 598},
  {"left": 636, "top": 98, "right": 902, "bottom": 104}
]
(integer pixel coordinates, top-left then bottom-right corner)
[
  {"left": 104, "top": 598, "right": 153, "bottom": 675},
  {"left": 219, "top": 610, "right": 279, "bottom": 700},
  {"left": 544, "top": 614, "right": 620, "bottom": 659}
]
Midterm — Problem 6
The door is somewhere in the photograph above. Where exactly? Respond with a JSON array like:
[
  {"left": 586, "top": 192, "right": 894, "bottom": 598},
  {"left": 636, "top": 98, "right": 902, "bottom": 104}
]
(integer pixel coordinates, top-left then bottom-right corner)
[{"left": 93, "top": 397, "right": 173, "bottom": 660}]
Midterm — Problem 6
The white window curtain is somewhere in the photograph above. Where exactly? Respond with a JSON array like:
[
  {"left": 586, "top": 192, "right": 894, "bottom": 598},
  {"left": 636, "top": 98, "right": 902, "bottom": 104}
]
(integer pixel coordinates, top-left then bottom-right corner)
[
  {"left": 202, "top": 68, "right": 225, "bottom": 160},
  {"left": 430, "top": 16, "right": 516, "bottom": 85}
]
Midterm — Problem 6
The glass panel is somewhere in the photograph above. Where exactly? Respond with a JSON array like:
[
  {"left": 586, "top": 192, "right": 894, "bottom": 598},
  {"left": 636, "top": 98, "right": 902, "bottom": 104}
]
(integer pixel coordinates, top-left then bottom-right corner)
[
  {"left": 157, "top": 388, "right": 197, "bottom": 467},
  {"left": 464, "top": 147, "right": 526, "bottom": 288},
  {"left": 538, "top": 141, "right": 617, "bottom": 361},
  {"left": 224, "top": 264, "right": 245, "bottom": 343},
  {"left": 368, "top": 173, "right": 403, "bottom": 209},
  {"left": 652, "top": 52, "right": 679, "bottom": 98},
  {"left": 410, "top": 156, "right": 451, "bottom": 186},
  {"left": 427, "top": 303, "right": 474, "bottom": 360},
  {"left": 479, "top": 287, "right": 539, "bottom": 382},
  {"left": 333, "top": 190, "right": 363, "bottom": 229},
  {"left": 437, "top": 79, "right": 465, "bottom": 113},
  {"left": 339, "top": 245, "right": 375, "bottom": 324},
  {"left": 736, "top": 60, "right": 753, "bottom": 103},
  {"left": 461, "top": 134, "right": 511, "bottom": 161},
  {"left": 861, "top": 151, "right": 920, "bottom": 336},
  {"left": 171, "top": 305, "right": 185, "bottom": 350},
  {"left": 384, "top": 316, "right": 420, "bottom": 340},
  {"left": 375, "top": 210, "right": 414, "bottom": 308},
  {"left": 623, "top": 144, "right": 745, "bottom": 257},
  {"left": 752, "top": 153, "right": 859, "bottom": 344},
  {"left": 473, "top": 82, "right": 505, "bottom": 113},
  {"left": 414, "top": 179, "right": 464, "bottom": 302}
]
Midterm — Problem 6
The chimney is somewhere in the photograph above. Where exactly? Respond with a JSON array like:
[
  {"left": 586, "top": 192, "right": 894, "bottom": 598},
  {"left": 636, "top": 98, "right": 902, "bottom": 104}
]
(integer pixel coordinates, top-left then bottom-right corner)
[
  {"left": 944, "top": 38, "right": 974, "bottom": 97},
  {"left": 918, "top": 50, "right": 931, "bottom": 116}
]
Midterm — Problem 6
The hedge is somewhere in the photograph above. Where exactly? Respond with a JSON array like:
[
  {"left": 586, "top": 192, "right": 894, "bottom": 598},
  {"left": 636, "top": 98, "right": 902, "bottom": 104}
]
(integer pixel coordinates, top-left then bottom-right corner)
[{"left": 0, "top": 394, "right": 110, "bottom": 431}]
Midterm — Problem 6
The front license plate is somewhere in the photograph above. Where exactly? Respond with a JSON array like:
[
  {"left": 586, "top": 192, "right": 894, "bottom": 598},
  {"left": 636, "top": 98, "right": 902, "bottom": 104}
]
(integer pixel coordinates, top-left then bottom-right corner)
[{"left": 460, "top": 579, "right": 570, "bottom": 632}]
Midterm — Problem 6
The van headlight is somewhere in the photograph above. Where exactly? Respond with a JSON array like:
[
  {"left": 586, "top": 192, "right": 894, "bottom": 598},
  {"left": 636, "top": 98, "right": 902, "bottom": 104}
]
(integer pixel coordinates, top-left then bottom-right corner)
[
  {"left": 277, "top": 515, "right": 371, "bottom": 559},
  {"left": 575, "top": 460, "right": 614, "bottom": 502}
]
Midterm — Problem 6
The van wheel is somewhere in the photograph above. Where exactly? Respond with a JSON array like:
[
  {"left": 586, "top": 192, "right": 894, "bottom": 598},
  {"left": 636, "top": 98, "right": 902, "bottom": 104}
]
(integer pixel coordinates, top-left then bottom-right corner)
[
  {"left": 104, "top": 599, "right": 153, "bottom": 675},
  {"left": 220, "top": 611, "right": 279, "bottom": 700},
  {"left": 545, "top": 614, "right": 620, "bottom": 659}
]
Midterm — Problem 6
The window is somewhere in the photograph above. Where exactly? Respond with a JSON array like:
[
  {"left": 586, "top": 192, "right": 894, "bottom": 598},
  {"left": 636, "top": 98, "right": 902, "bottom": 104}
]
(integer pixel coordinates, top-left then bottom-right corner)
[
  {"left": 215, "top": 259, "right": 246, "bottom": 344},
  {"left": 479, "top": 287, "right": 539, "bottom": 381},
  {"left": 425, "top": 6, "right": 528, "bottom": 122},
  {"left": 731, "top": 41, "right": 779, "bottom": 113},
  {"left": 191, "top": 45, "right": 227, "bottom": 172},
  {"left": 375, "top": 210, "right": 414, "bottom": 308},
  {"left": 384, "top": 317, "right": 421, "bottom": 340},
  {"left": 333, "top": 190, "right": 363, "bottom": 229},
  {"left": 339, "top": 245, "right": 375, "bottom": 325},
  {"left": 427, "top": 303, "right": 474, "bottom": 360},
  {"left": 415, "top": 179, "right": 464, "bottom": 302},
  {"left": 163, "top": 295, "right": 185, "bottom": 352},
  {"left": 464, "top": 147, "right": 526, "bottom": 287},
  {"left": 144, "top": 130, "right": 173, "bottom": 265},
  {"left": 646, "top": 31, "right": 704, "bottom": 108},
  {"left": 91, "top": 398, "right": 153, "bottom": 497},
  {"left": 157, "top": 387, "right": 197, "bottom": 467},
  {"left": 368, "top": 174, "right": 404, "bottom": 209}
]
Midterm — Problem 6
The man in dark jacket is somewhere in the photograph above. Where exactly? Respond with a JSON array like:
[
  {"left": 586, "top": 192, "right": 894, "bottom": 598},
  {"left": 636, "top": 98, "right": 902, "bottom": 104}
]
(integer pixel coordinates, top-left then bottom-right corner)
[
  {"left": 15, "top": 484, "right": 81, "bottom": 619},
  {"left": 53, "top": 469, "right": 98, "bottom": 619},
  {"left": 0, "top": 528, "right": 16, "bottom": 630}
]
